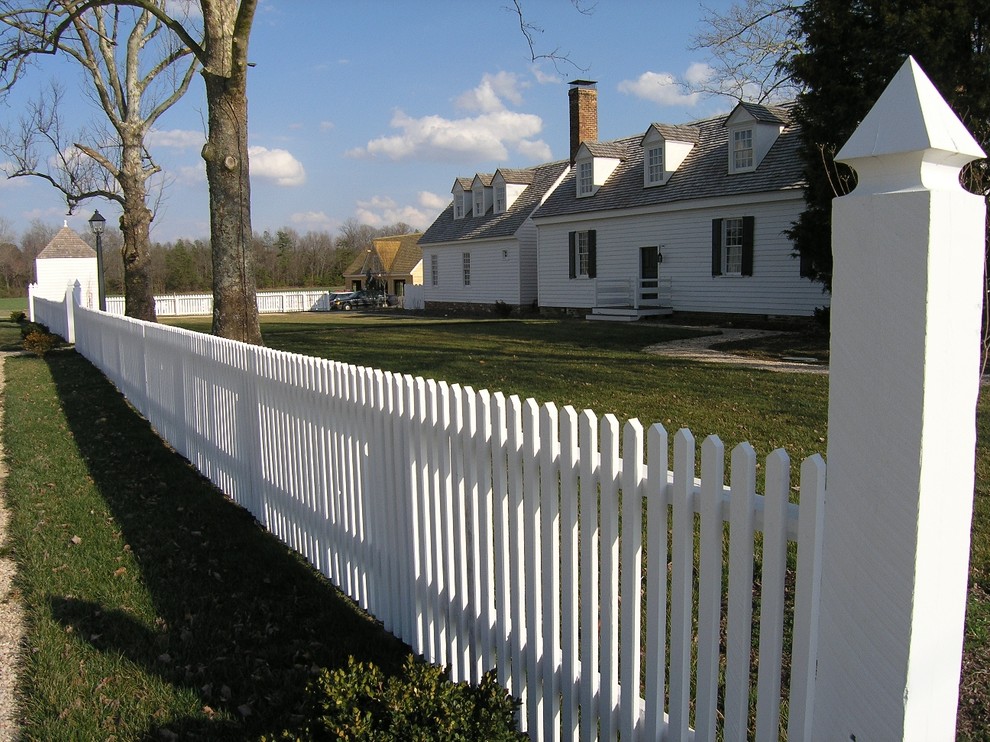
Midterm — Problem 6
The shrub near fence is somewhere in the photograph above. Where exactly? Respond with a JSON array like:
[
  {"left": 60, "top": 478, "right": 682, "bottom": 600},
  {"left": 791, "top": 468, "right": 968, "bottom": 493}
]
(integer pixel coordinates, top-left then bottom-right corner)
[{"left": 70, "top": 304, "right": 825, "bottom": 740}]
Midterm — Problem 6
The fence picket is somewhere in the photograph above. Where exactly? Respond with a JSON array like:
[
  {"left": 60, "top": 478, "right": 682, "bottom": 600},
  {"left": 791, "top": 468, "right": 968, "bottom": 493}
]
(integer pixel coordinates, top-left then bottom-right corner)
[
  {"left": 755, "top": 450, "right": 790, "bottom": 740},
  {"left": 599, "top": 415, "right": 620, "bottom": 741},
  {"left": 578, "top": 409, "right": 599, "bottom": 742},
  {"left": 788, "top": 454, "right": 826, "bottom": 740},
  {"left": 644, "top": 423, "right": 670, "bottom": 740},
  {"left": 539, "top": 403, "right": 561, "bottom": 742},
  {"left": 559, "top": 407, "right": 580, "bottom": 740},
  {"left": 523, "top": 399, "right": 544, "bottom": 738},
  {"left": 669, "top": 429, "right": 695, "bottom": 740},
  {"left": 724, "top": 443, "right": 757, "bottom": 739},
  {"left": 619, "top": 420, "right": 644, "bottom": 741},
  {"left": 506, "top": 395, "right": 527, "bottom": 713},
  {"left": 490, "top": 392, "right": 512, "bottom": 692},
  {"left": 695, "top": 436, "right": 725, "bottom": 741}
]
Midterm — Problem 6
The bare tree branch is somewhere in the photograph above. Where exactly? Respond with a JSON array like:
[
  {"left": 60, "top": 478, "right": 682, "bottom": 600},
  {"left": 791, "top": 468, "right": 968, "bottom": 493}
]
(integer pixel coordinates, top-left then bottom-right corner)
[
  {"left": 689, "top": 0, "right": 804, "bottom": 103},
  {"left": 508, "top": 0, "right": 592, "bottom": 75}
]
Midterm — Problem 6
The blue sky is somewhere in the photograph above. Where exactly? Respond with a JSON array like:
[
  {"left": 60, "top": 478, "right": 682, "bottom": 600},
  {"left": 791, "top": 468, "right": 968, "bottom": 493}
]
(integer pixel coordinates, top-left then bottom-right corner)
[{"left": 0, "top": 1, "right": 739, "bottom": 244}]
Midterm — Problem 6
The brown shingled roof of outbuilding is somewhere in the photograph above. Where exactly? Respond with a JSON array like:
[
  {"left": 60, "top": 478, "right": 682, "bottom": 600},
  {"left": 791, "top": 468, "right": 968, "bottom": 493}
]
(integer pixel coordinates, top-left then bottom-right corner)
[{"left": 36, "top": 226, "right": 97, "bottom": 259}]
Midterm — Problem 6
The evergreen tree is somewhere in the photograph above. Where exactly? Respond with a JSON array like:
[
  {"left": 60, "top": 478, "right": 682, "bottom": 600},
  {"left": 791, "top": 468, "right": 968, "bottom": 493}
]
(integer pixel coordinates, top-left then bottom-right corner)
[{"left": 788, "top": 0, "right": 990, "bottom": 291}]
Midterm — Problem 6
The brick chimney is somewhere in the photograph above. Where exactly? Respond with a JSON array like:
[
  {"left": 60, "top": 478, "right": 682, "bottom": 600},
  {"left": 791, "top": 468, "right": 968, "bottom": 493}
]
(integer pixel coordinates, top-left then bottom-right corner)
[{"left": 568, "top": 80, "right": 598, "bottom": 164}]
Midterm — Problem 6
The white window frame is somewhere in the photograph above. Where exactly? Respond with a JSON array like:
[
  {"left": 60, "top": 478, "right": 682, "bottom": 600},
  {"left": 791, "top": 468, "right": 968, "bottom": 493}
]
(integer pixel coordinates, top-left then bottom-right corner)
[
  {"left": 732, "top": 128, "right": 754, "bottom": 171},
  {"left": 575, "top": 231, "right": 591, "bottom": 277},
  {"left": 462, "top": 252, "right": 471, "bottom": 286},
  {"left": 494, "top": 185, "right": 506, "bottom": 214},
  {"left": 473, "top": 192, "right": 484, "bottom": 216},
  {"left": 722, "top": 218, "right": 744, "bottom": 275},
  {"left": 430, "top": 254, "right": 439, "bottom": 286},
  {"left": 578, "top": 161, "right": 594, "bottom": 196},
  {"left": 454, "top": 200, "right": 463, "bottom": 219},
  {"left": 646, "top": 145, "right": 664, "bottom": 184}
]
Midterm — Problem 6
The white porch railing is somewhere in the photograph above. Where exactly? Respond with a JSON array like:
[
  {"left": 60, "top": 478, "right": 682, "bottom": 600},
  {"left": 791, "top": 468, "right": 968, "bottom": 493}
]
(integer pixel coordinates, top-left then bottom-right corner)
[{"left": 594, "top": 277, "right": 672, "bottom": 309}]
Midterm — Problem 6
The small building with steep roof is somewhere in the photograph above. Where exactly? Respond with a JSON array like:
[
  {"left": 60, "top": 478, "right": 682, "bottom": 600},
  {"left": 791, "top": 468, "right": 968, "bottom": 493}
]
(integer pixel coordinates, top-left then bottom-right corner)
[
  {"left": 343, "top": 232, "right": 423, "bottom": 297},
  {"left": 33, "top": 224, "right": 99, "bottom": 309}
]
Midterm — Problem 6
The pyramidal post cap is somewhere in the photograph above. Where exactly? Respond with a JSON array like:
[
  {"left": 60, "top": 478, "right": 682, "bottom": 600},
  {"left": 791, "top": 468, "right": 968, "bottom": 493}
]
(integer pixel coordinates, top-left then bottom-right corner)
[{"left": 836, "top": 56, "right": 985, "bottom": 168}]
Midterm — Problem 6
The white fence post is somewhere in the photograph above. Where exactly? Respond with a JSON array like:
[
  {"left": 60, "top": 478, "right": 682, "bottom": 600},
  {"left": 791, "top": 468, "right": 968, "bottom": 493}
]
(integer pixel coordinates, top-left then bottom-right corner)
[{"left": 813, "top": 57, "right": 986, "bottom": 739}]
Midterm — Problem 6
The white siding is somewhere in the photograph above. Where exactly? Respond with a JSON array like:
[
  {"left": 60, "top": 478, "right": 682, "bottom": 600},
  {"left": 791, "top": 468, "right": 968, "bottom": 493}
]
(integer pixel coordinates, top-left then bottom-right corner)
[
  {"left": 537, "top": 196, "right": 828, "bottom": 316},
  {"left": 35, "top": 257, "right": 100, "bottom": 309},
  {"left": 423, "top": 237, "right": 528, "bottom": 305}
]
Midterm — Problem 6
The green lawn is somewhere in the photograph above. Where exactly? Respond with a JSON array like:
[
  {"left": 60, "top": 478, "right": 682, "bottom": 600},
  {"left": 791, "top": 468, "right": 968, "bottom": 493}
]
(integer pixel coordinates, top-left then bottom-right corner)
[
  {"left": 0, "top": 296, "right": 28, "bottom": 314},
  {"left": 6, "top": 312, "right": 988, "bottom": 736}
]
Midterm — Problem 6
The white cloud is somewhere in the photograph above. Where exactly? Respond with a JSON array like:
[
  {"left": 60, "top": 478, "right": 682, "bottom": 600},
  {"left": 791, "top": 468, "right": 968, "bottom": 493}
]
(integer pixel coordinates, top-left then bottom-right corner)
[
  {"left": 147, "top": 128, "right": 204, "bottom": 149},
  {"left": 348, "top": 73, "right": 547, "bottom": 164},
  {"left": 618, "top": 70, "right": 704, "bottom": 107},
  {"left": 684, "top": 62, "right": 714, "bottom": 87},
  {"left": 515, "top": 138, "right": 553, "bottom": 161},
  {"left": 164, "top": 0, "right": 202, "bottom": 19},
  {"left": 418, "top": 191, "right": 448, "bottom": 211},
  {"left": 455, "top": 71, "right": 525, "bottom": 113},
  {"left": 0, "top": 165, "right": 28, "bottom": 188},
  {"left": 349, "top": 109, "right": 545, "bottom": 163},
  {"left": 290, "top": 211, "right": 337, "bottom": 230},
  {"left": 531, "top": 65, "right": 562, "bottom": 85},
  {"left": 176, "top": 163, "right": 206, "bottom": 184},
  {"left": 248, "top": 146, "right": 306, "bottom": 186},
  {"left": 319, "top": 120, "right": 335, "bottom": 132},
  {"left": 354, "top": 195, "right": 434, "bottom": 230}
]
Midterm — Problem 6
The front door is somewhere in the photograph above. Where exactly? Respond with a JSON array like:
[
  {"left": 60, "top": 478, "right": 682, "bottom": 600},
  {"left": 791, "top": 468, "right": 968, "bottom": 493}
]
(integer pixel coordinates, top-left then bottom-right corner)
[{"left": 640, "top": 246, "right": 660, "bottom": 305}]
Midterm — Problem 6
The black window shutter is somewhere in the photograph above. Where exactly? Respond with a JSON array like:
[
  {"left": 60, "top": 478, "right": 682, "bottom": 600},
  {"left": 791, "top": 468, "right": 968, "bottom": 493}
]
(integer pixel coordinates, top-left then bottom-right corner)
[
  {"left": 741, "top": 216, "right": 755, "bottom": 276},
  {"left": 588, "top": 230, "right": 597, "bottom": 278},
  {"left": 711, "top": 219, "right": 723, "bottom": 276},
  {"left": 568, "top": 232, "right": 576, "bottom": 279}
]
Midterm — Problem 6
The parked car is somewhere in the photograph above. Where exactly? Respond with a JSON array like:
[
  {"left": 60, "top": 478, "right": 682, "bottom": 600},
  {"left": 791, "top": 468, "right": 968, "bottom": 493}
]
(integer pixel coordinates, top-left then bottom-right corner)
[{"left": 329, "top": 290, "right": 389, "bottom": 311}]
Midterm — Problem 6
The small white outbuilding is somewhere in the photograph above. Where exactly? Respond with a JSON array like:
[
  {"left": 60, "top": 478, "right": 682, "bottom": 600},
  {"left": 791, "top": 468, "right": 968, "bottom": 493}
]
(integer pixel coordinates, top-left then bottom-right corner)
[{"left": 33, "top": 224, "right": 99, "bottom": 309}]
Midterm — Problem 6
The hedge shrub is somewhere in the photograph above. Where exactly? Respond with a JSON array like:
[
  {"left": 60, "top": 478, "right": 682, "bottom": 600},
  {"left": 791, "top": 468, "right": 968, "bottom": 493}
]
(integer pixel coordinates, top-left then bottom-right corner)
[{"left": 267, "top": 656, "right": 526, "bottom": 741}]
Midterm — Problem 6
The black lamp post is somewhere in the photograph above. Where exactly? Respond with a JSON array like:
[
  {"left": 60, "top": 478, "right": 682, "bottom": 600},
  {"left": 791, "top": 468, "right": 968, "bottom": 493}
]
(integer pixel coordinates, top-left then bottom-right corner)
[{"left": 88, "top": 209, "right": 107, "bottom": 311}]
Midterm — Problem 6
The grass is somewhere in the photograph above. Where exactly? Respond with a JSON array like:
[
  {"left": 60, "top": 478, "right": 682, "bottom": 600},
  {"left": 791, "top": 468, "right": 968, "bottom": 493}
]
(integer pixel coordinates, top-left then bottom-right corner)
[
  {"left": 3, "top": 321, "right": 412, "bottom": 739},
  {"left": 5, "top": 311, "right": 988, "bottom": 736},
  {"left": 0, "top": 296, "right": 28, "bottom": 314}
]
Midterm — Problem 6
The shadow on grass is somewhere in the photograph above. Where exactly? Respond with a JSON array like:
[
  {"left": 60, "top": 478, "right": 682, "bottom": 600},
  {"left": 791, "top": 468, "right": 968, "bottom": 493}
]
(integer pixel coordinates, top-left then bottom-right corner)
[{"left": 44, "top": 350, "right": 412, "bottom": 739}]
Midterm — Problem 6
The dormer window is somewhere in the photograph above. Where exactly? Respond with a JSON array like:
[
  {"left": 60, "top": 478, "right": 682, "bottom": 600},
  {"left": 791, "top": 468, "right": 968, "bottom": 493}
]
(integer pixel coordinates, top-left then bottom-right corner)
[
  {"left": 578, "top": 161, "right": 593, "bottom": 196},
  {"left": 640, "top": 124, "right": 698, "bottom": 187},
  {"left": 495, "top": 185, "right": 506, "bottom": 214},
  {"left": 733, "top": 129, "right": 754, "bottom": 171},
  {"left": 470, "top": 173, "right": 494, "bottom": 216},
  {"left": 451, "top": 179, "right": 471, "bottom": 220},
  {"left": 646, "top": 146, "right": 664, "bottom": 185},
  {"left": 725, "top": 102, "right": 786, "bottom": 174}
]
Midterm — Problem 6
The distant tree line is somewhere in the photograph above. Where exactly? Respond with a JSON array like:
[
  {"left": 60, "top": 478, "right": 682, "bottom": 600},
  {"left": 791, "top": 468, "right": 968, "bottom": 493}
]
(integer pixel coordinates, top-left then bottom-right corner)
[{"left": 0, "top": 216, "right": 415, "bottom": 298}]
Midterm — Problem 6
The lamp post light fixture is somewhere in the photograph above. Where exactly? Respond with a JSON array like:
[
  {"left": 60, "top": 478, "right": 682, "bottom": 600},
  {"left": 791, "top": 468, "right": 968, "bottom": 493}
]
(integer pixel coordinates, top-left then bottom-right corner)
[{"left": 88, "top": 209, "right": 107, "bottom": 311}]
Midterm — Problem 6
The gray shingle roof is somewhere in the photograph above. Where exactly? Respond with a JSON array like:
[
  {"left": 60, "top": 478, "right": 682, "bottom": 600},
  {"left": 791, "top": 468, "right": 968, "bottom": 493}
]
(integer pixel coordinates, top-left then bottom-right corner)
[
  {"left": 496, "top": 168, "right": 535, "bottom": 184},
  {"left": 535, "top": 102, "right": 803, "bottom": 220},
  {"left": 644, "top": 123, "right": 701, "bottom": 144},
  {"left": 583, "top": 141, "right": 628, "bottom": 159},
  {"left": 36, "top": 226, "right": 97, "bottom": 259},
  {"left": 734, "top": 101, "right": 790, "bottom": 124},
  {"left": 421, "top": 160, "right": 568, "bottom": 245}
]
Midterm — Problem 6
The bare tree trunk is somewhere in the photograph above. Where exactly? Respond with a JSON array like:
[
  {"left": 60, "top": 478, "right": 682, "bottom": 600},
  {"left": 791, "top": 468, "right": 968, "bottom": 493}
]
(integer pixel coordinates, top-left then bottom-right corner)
[
  {"left": 203, "top": 68, "right": 262, "bottom": 344},
  {"left": 119, "top": 142, "right": 157, "bottom": 321}
]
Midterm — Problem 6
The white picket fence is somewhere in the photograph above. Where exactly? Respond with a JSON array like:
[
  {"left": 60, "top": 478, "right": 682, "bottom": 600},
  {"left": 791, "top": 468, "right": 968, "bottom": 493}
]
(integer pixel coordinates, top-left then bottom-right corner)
[
  {"left": 64, "top": 303, "right": 825, "bottom": 740},
  {"left": 105, "top": 289, "right": 335, "bottom": 316},
  {"left": 103, "top": 288, "right": 420, "bottom": 317}
]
